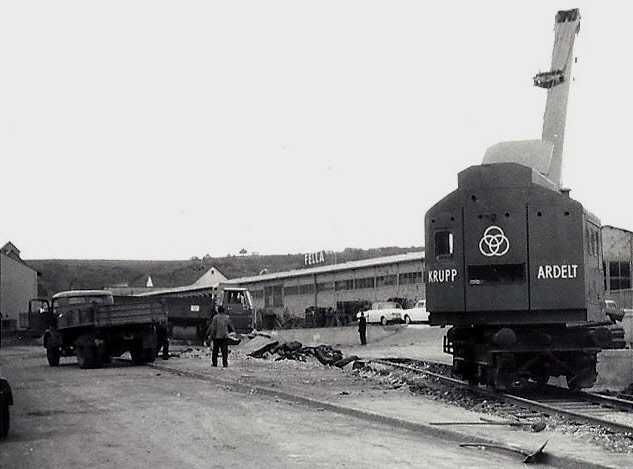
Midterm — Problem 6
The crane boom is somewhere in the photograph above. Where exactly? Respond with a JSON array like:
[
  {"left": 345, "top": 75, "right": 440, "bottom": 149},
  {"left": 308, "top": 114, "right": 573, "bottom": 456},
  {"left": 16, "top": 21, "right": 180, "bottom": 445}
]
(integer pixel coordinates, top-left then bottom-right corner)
[
  {"left": 482, "top": 9, "right": 580, "bottom": 191},
  {"left": 536, "top": 8, "right": 581, "bottom": 188}
]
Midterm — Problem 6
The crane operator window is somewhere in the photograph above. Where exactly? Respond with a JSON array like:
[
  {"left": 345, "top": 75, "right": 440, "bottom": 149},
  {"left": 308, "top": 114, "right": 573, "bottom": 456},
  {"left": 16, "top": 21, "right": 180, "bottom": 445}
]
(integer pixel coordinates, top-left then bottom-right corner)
[{"left": 435, "top": 230, "right": 454, "bottom": 260}]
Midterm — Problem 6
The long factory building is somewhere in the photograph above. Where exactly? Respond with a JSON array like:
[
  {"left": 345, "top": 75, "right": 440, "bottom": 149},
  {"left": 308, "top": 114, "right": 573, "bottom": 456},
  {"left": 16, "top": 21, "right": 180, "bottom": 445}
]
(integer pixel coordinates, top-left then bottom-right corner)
[
  {"left": 224, "top": 251, "right": 426, "bottom": 321},
  {"left": 112, "top": 224, "right": 633, "bottom": 329},
  {"left": 222, "top": 224, "right": 633, "bottom": 323},
  {"left": 5, "top": 226, "right": 633, "bottom": 332}
]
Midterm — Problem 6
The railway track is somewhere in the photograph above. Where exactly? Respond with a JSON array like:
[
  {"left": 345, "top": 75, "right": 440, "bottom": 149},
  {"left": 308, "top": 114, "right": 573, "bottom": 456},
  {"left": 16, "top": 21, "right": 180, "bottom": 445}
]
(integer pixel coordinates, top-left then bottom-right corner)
[{"left": 369, "top": 358, "right": 633, "bottom": 435}]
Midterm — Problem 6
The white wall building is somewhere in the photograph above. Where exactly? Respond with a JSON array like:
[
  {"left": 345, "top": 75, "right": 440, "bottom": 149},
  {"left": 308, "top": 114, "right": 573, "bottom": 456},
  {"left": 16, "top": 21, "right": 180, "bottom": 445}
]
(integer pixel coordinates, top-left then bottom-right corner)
[{"left": 1, "top": 242, "right": 38, "bottom": 330}]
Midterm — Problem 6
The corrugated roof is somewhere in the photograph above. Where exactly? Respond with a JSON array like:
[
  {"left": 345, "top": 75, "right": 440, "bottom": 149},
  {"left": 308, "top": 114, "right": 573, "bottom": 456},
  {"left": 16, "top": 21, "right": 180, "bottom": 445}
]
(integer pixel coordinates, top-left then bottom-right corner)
[
  {"left": 224, "top": 251, "right": 425, "bottom": 285},
  {"left": 133, "top": 284, "right": 216, "bottom": 297},
  {"left": 128, "top": 251, "right": 425, "bottom": 297}
]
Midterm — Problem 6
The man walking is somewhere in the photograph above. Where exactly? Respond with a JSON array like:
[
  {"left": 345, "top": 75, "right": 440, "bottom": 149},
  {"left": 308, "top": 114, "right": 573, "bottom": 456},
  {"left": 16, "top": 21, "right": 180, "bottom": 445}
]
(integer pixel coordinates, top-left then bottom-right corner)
[
  {"left": 358, "top": 311, "right": 367, "bottom": 345},
  {"left": 205, "top": 306, "right": 235, "bottom": 367}
]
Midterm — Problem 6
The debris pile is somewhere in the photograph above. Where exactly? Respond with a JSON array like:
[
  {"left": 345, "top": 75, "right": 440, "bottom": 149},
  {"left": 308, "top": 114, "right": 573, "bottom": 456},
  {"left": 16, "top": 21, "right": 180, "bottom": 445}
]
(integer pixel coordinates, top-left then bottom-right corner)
[
  {"left": 247, "top": 340, "right": 358, "bottom": 368},
  {"left": 177, "top": 347, "right": 212, "bottom": 359}
]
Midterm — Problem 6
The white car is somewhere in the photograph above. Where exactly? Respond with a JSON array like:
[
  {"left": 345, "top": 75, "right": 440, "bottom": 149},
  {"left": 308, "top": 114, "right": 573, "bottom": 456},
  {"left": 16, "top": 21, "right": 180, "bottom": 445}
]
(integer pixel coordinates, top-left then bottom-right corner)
[
  {"left": 403, "top": 300, "right": 429, "bottom": 324},
  {"left": 357, "top": 301, "right": 403, "bottom": 325}
]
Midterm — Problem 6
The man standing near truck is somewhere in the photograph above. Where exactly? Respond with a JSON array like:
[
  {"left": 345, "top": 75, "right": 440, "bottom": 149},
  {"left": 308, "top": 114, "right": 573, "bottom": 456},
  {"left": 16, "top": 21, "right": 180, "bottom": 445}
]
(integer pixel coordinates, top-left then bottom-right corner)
[{"left": 205, "top": 306, "right": 234, "bottom": 367}]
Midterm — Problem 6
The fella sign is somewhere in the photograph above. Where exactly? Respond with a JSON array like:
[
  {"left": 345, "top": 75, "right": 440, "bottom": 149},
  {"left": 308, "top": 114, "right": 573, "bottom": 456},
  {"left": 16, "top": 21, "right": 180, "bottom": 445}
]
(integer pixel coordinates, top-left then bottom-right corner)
[{"left": 304, "top": 250, "right": 327, "bottom": 267}]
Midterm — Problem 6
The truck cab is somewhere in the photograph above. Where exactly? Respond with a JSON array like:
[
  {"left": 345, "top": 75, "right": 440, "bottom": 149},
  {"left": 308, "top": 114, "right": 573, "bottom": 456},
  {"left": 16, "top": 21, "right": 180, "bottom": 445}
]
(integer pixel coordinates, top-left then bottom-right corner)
[
  {"left": 52, "top": 290, "right": 114, "bottom": 328},
  {"left": 218, "top": 287, "right": 254, "bottom": 332},
  {"left": 26, "top": 298, "right": 54, "bottom": 336}
]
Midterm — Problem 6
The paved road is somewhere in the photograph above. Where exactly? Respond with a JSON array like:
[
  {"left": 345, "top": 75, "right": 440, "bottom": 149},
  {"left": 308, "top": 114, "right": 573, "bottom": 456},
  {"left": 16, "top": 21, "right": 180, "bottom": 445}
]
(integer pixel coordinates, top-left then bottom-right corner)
[{"left": 1, "top": 345, "right": 541, "bottom": 468}]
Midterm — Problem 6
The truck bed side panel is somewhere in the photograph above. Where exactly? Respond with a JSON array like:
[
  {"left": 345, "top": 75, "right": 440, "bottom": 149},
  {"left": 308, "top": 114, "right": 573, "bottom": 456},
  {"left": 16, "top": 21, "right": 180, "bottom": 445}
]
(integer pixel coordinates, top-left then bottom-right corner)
[{"left": 56, "top": 301, "right": 166, "bottom": 330}]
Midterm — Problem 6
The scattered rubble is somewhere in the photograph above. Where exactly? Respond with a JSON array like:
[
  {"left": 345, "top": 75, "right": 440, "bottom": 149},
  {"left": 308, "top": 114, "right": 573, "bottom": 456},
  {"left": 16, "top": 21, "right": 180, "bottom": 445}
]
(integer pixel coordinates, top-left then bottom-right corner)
[{"left": 246, "top": 340, "right": 358, "bottom": 368}]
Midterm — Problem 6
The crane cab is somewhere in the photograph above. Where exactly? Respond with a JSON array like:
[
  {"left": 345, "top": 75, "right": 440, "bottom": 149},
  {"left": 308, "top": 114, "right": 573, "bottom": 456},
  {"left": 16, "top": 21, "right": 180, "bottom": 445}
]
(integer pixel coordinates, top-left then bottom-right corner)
[{"left": 425, "top": 162, "right": 603, "bottom": 327}]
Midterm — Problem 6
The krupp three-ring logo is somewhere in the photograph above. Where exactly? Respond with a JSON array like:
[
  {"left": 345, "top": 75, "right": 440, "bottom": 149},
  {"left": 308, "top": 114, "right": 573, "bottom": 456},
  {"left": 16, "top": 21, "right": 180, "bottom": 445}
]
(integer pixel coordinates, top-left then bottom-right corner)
[{"left": 479, "top": 225, "right": 510, "bottom": 257}]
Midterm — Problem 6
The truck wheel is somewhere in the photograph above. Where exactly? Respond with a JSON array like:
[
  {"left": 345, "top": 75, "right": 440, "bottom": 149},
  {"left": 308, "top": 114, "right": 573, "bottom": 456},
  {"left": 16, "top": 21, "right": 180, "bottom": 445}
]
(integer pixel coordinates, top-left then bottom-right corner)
[
  {"left": 130, "top": 346, "right": 144, "bottom": 364},
  {"left": 380, "top": 316, "right": 387, "bottom": 326},
  {"left": 404, "top": 315, "right": 411, "bottom": 325},
  {"left": 77, "top": 343, "right": 95, "bottom": 369},
  {"left": 143, "top": 348, "right": 156, "bottom": 363},
  {"left": 0, "top": 404, "right": 9, "bottom": 439},
  {"left": 47, "top": 346, "right": 61, "bottom": 367},
  {"left": 130, "top": 346, "right": 155, "bottom": 365}
]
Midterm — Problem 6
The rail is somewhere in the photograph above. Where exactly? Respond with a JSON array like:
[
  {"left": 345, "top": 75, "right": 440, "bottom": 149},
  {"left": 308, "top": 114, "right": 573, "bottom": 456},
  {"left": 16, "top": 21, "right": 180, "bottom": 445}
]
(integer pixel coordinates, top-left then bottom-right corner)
[{"left": 369, "top": 358, "right": 633, "bottom": 435}]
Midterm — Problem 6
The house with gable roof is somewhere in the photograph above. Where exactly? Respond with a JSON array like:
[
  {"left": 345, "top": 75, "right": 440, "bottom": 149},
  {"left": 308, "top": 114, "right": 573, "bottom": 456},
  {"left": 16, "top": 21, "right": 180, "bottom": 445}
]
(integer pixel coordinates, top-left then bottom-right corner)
[
  {"left": 107, "top": 266, "right": 228, "bottom": 298},
  {"left": 1, "top": 242, "right": 38, "bottom": 330},
  {"left": 191, "top": 266, "right": 228, "bottom": 288}
]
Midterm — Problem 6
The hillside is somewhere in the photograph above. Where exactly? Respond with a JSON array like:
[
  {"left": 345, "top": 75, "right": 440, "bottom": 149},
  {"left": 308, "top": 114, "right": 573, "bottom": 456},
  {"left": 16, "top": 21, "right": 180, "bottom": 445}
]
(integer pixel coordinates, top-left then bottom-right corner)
[{"left": 27, "top": 246, "right": 424, "bottom": 298}]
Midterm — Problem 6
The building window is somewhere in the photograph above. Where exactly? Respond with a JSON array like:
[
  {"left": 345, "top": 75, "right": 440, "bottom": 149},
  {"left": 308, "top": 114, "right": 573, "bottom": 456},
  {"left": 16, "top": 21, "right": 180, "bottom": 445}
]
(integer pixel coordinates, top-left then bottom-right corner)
[
  {"left": 284, "top": 285, "right": 299, "bottom": 296},
  {"left": 251, "top": 290, "right": 264, "bottom": 300},
  {"left": 608, "top": 261, "right": 631, "bottom": 291},
  {"left": 273, "top": 285, "right": 283, "bottom": 307},
  {"left": 264, "top": 285, "right": 284, "bottom": 307},
  {"left": 299, "top": 283, "right": 315, "bottom": 295},
  {"left": 335, "top": 279, "right": 354, "bottom": 291},
  {"left": 376, "top": 275, "right": 396, "bottom": 287},
  {"left": 317, "top": 282, "right": 333, "bottom": 292},
  {"left": 264, "top": 286, "right": 273, "bottom": 307},
  {"left": 399, "top": 271, "right": 423, "bottom": 285},
  {"left": 355, "top": 277, "right": 375, "bottom": 289}
]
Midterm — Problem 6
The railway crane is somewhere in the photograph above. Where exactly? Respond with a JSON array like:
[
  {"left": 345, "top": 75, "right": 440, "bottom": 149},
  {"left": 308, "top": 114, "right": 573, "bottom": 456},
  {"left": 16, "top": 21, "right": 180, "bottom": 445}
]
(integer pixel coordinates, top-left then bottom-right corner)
[{"left": 424, "top": 9, "right": 626, "bottom": 391}]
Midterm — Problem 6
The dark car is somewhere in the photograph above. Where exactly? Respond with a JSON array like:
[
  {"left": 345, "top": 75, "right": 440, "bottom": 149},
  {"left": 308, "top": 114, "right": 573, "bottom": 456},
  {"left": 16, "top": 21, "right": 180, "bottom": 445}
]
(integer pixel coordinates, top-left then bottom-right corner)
[{"left": 0, "top": 378, "right": 13, "bottom": 439}]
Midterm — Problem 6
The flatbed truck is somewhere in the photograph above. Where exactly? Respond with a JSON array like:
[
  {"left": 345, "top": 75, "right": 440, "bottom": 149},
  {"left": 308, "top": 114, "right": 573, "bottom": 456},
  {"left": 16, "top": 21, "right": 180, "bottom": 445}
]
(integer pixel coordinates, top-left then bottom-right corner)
[{"left": 42, "top": 290, "right": 167, "bottom": 368}]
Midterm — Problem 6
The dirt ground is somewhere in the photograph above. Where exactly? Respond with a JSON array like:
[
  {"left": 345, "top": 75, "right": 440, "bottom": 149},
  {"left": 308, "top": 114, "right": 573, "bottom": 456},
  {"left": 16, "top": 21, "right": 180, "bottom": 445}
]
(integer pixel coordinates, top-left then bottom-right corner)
[
  {"left": 163, "top": 325, "right": 633, "bottom": 468},
  {"left": 2, "top": 325, "right": 632, "bottom": 468},
  {"left": 2, "top": 344, "right": 534, "bottom": 469}
]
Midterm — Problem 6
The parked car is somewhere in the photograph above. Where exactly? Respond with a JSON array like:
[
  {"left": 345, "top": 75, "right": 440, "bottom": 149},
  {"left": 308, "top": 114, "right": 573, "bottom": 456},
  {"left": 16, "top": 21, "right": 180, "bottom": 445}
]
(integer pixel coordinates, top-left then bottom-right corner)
[
  {"left": 356, "top": 301, "right": 403, "bottom": 325},
  {"left": 604, "top": 299, "right": 625, "bottom": 322},
  {"left": 0, "top": 378, "right": 13, "bottom": 439},
  {"left": 403, "top": 300, "right": 429, "bottom": 324}
]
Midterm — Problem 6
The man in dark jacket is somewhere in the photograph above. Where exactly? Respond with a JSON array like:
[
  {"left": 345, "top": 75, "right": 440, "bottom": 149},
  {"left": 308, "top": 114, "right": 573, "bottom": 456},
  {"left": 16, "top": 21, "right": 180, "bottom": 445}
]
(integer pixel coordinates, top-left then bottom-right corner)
[
  {"left": 358, "top": 311, "right": 367, "bottom": 345},
  {"left": 205, "top": 306, "right": 235, "bottom": 367}
]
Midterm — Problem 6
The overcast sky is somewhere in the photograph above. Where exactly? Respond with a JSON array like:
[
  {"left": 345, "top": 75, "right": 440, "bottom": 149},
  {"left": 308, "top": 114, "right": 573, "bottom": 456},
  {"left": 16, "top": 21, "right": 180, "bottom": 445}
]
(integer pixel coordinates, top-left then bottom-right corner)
[{"left": 2, "top": 1, "right": 631, "bottom": 260}]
